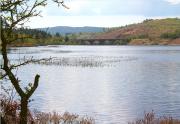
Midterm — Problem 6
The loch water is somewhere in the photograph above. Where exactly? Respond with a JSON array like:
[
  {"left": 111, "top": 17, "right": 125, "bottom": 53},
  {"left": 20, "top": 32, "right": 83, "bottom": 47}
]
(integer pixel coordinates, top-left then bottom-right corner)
[{"left": 4, "top": 45, "right": 180, "bottom": 124}]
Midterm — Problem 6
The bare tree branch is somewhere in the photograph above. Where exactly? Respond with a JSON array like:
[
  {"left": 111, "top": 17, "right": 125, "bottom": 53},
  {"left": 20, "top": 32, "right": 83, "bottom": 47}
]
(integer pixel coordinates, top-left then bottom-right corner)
[
  {"left": 10, "top": 57, "right": 54, "bottom": 70},
  {"left": 26, "top": 74, "right": 40, "bottom": 98},
  {"left": 1, "top": 0, "right": 69, "bottom": 123},
  {"left": 53, "top": 0, "right": 70, "bottom": 9}
]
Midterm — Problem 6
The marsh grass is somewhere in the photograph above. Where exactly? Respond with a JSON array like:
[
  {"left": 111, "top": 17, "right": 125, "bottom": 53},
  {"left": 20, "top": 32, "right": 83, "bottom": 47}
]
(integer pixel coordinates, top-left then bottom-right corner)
[
  {"left": 128, "top": 111, "right": 180, "bottom": 124},
  {"left": 1, "top": 97, "right": 94, "bottom": 124},
  {"left": 1, "top": 91, "right": 179, "bottom": 124},
  {"left": 33, "top": 110, "right": 95, "bottom": 124}
]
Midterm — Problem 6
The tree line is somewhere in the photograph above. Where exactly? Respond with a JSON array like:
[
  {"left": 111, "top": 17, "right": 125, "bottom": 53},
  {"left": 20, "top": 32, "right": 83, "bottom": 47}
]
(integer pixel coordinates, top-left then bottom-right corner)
[{"left": 161, "top": 29, "right": 180, "bottom": 39}]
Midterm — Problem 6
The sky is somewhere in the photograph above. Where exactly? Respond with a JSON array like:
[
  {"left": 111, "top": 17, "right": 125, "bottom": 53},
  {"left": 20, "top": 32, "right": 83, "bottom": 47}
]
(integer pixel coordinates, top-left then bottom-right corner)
[{"left": 26, "top": 0, "right": 180, "bottom": 28}]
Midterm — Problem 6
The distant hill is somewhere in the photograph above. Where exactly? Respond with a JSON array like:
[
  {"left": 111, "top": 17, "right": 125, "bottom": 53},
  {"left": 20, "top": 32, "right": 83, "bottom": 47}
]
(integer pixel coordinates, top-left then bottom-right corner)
[
  {"left": 38, "top": 26, "right": 105, "bottom": 35},
  {"left": 13, "top": 18, "right": 180, "bottom": 46},
  {"left": 94, "top": 18, "right": 180, "bottom": 45}
]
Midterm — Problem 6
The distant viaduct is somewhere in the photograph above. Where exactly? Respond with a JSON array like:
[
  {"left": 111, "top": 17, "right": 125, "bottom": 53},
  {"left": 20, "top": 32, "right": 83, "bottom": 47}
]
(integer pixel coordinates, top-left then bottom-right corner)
[{"left": 74, "top": 38, "right": 127, "bottom": 45}]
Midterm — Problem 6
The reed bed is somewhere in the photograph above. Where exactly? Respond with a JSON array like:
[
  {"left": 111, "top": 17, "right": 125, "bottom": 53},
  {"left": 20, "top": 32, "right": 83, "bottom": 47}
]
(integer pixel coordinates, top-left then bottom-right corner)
[
  {"left": 128, "top": 111, "right": 180, "bottom": 124},
  {"left": 34, "top": 56, "right": 137, "bottom": 67},
  {"left": 1, "top": 97, "right": 94, "bottom": 124},
  {"left": 1, "top": 88, "right": 179, "bottom": 124}
]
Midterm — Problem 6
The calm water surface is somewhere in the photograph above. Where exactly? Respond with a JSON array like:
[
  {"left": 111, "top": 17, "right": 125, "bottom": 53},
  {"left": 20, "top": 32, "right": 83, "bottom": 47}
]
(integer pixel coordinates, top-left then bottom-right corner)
[{"left": 5, "top": 46, "right": 180, "bottom": 123}]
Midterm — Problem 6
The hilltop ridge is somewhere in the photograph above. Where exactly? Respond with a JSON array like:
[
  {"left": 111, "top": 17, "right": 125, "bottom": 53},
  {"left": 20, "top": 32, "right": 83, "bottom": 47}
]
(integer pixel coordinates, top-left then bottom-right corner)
[
  {"left": 10, "top": 18, "right": 180, "bottom": 46},
  {"left": 38, "top": 26, "right": 105, "bottom": 35},
  {"left": 94, "top": 18, "right": 180, "bottom": 45}
]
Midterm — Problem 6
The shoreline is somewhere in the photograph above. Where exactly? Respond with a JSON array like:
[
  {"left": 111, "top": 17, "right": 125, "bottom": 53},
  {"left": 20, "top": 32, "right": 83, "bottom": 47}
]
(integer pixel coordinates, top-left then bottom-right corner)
[{"left": 8, "top": 44, "right": 180, "bottom": 47}]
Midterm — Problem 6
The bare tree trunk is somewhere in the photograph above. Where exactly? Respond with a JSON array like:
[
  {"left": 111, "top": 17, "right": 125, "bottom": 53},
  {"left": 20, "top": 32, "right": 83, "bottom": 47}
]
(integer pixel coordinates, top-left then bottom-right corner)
[
  {"left": 20, "top": 97, "right": 28, "bottom": 124},
  {"left": 1, "top": 1, "right": 66, "bottom": 124}
]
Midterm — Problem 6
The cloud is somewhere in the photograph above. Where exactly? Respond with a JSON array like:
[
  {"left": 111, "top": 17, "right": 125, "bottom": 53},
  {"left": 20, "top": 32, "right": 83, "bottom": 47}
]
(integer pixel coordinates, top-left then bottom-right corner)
[
  {"left": 38, "top": 0, "right": 180, "bottom": 17},
  {"left": 26, "top": 15, "right": 180, "bottom": 28},
  {"left": 26, "top": 15, "right": 146, "bottom": 28},
  {"left": 165, "top": 0, "right": 180, "bottom": 5}
]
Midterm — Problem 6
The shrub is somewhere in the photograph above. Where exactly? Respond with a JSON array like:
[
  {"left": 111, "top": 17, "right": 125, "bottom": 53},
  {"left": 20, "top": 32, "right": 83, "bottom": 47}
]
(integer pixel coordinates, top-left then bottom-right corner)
[
  {"left": 0, "top": 97, "right": 94, "bottom": 124},
  {"left": 161, "top": 29, "right": 180, "bottom": 39}
]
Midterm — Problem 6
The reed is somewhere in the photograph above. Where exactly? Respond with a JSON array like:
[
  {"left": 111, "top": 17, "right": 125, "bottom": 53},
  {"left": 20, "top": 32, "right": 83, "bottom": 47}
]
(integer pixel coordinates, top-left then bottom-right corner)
[
  {"left": 128, "top": 111, "right": 180, "bottom": 124},
  {"left": 1, "top": 98, "right": 94, "bottom": 124},
  {"left": 1, "top": 96, "right": 179, "bottom": 124}
]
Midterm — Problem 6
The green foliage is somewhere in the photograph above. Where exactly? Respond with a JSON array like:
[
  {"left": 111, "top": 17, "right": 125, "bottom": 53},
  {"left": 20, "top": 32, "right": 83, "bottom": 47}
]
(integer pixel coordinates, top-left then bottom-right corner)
[
  {"left": 114, "top": 39, "right": 130, "bottom": 45},
  {"left": 15, "top": 28, "right": 52, "bottom": 39},
  {"left": 137, "top": 34, "right": 149, "bottom": 39},
  {"left": 161, "top": 29, "right": 180, "bottom": 39},
  {"left": 127, "top": 34, "right": 149, "bottom": 40},
  {"left": 65, "top": 34, "right": 69, "bottom": 42},
  {"left": 143, "top": 19, "right": 153, "bottom": 23}
]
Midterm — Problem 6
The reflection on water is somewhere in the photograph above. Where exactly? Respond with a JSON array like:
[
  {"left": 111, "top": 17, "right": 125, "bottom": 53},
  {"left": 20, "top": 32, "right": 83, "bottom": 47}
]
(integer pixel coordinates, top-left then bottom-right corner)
[{"left": 4, "top": 46, "right": 180, "bottom": 124}]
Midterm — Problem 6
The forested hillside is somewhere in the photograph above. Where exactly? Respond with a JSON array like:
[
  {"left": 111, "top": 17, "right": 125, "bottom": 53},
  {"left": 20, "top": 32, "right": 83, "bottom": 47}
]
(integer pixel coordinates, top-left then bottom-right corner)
[{"left": 38, "top": 26, "right": 105, "bottom": 35}]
